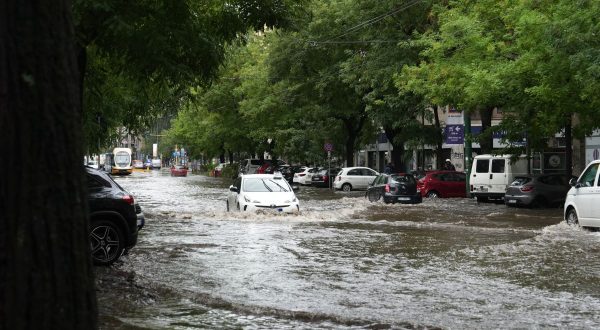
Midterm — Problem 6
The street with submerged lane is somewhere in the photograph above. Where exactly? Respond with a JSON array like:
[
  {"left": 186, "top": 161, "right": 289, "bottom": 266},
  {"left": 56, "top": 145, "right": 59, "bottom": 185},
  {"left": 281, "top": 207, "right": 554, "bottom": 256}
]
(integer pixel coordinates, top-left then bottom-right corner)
[{"left": 96, "top": 170, "right": 600, "bottom": 329}]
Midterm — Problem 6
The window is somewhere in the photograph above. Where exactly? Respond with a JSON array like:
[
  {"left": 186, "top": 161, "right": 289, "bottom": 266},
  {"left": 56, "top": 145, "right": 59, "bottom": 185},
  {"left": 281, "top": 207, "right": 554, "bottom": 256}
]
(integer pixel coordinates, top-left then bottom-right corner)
[
  {"left": 476, "top": 160, "right": 489, "bottom": 173},
  {"left": 579, "top": 164, "right": 599, "bottom": 187},
  {"left": 347, "top": 169, "right": 361, "bottom": 176},
  {"left": 362, "top": 168, "right": 376, "bottom": 176},
  {"left": 87, "top": 174, "right": 108, "bottom": 189},
  {"left": 491, "top": 159, "right": 506, "bottom": 173},
  {"left": 454, "top": 173, "right": 466, "bottom": 182}
]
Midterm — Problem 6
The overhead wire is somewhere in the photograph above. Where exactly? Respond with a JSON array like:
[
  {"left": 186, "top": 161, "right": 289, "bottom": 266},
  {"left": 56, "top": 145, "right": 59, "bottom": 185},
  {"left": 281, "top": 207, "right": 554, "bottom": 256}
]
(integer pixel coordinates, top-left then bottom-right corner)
[{"left": 309, "top": 0, "right": 425, "bottom": 46}]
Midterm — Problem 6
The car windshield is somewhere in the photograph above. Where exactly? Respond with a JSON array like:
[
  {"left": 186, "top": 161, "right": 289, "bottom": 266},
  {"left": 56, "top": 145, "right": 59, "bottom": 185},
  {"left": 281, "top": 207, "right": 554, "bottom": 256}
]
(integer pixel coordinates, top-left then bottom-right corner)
[{"left": 243, "top": 178, "right": 292, "bottom": 192}]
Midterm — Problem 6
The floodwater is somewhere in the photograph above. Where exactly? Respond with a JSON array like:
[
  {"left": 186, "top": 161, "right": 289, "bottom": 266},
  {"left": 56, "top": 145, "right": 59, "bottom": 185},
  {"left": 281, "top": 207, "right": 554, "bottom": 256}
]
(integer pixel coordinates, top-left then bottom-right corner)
[{"left": 97, "top": 170, "right": 600, "bottom": 329}]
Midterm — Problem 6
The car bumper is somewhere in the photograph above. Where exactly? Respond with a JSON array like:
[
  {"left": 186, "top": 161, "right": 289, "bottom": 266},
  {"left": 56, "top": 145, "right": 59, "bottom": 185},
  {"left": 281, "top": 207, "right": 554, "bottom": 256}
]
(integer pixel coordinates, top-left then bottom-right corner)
[
  {"left": 241, "top": 203, "right": 300, "bottom": 213},
  {"left": 504, "top": 195, "right": 534, "bottom": 206},
  {"left": 136, "top": 212, "right": 145, "bottom": 230},
  {"left": 384, "top": 194, "right": 422, "bottom": 204}
]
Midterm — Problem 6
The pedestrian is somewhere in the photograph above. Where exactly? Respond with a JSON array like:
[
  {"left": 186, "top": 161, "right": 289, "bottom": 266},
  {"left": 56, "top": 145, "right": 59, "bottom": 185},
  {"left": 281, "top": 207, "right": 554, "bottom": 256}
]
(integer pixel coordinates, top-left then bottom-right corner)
[
  {"left": 443, "top": 159, "right": 456, "bottom": 171},
  {"left": 384, "top": 162, "right": 395, "bottom": 174}
]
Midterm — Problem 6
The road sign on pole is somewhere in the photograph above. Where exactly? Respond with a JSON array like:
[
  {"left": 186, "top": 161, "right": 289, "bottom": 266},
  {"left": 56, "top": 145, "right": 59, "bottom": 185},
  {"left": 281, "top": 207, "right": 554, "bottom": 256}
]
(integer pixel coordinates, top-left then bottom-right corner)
[{"left": 324, "top": 143, "right": 333, "bottom": 152}]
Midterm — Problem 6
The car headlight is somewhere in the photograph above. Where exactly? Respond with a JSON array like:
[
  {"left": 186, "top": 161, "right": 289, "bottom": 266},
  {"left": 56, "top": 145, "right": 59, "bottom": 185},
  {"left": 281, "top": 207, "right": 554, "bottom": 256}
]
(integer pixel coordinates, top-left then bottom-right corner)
[
  {"left": 244, "top": 195, "right": 260, "bottom": 203},
  {"left": 284, "top": 197, "right": 297, "bottom": 203}
]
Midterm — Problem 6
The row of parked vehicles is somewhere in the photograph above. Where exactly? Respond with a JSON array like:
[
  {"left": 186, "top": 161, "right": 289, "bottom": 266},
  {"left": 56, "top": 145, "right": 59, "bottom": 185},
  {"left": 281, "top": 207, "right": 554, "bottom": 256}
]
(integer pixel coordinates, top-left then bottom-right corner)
[{"left": 232, "top": 157, "right": 600, "bottom": 228}]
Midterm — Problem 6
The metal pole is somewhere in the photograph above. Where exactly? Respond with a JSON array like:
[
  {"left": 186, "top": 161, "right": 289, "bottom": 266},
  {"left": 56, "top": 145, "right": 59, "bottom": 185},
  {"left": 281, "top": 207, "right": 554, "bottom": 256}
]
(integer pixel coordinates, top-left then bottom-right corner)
[{"left": 464, "top": 110, "right": 472, "bottom": 197}]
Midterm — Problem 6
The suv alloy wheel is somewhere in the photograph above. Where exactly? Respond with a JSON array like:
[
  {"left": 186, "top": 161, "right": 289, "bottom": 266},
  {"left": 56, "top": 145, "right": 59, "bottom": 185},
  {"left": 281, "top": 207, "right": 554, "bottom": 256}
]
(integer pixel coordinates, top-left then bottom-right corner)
[{"left": 90, "top": 220, "right": 125, "bottom": 266}]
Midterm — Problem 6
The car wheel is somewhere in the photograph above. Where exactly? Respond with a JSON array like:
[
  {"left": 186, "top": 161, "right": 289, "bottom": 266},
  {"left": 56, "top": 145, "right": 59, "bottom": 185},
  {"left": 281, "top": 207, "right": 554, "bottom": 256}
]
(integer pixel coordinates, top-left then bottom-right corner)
[
  {"left": 342, "top": 183, "right": 352, "bottom": 192},
  {"left": 367, "top": 190, "right": 380, "bottom": 202},
  {"left": 566, "top": 208, "right": 579, "bottom": 226},
  {"left": 427, "top": 191, "right": 439, "bottom": 198},
  {"left": 90, "top": 220, "right": 125, "bottom": 266},
  {"left": 476, "top": 196, "right": 488, "bottom": 203}
]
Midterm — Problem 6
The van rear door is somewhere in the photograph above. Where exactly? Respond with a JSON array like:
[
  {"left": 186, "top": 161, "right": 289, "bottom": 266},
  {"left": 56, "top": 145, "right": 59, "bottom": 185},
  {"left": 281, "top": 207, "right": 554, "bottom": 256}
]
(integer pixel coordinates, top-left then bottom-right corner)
[{"left": 489, "top": 158, "right": 507, "bottom": 194}]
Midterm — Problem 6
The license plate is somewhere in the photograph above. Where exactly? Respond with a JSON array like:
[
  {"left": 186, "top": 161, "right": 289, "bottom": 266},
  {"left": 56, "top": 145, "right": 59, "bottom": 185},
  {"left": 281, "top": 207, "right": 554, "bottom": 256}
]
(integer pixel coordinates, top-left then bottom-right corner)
[
  {"left": 507, "top": 199, "right": 517, "bottom": 204},
  {"left": 398, "top": 197, "right": 410, "bottom": 201}
]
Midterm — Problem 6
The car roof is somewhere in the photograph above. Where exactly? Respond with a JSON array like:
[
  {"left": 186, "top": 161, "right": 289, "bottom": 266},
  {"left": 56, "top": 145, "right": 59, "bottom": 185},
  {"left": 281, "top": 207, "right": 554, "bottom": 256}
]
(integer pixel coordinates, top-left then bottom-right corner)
[{"left": 241, "top": 174, "right": 285, "bottom": 179}]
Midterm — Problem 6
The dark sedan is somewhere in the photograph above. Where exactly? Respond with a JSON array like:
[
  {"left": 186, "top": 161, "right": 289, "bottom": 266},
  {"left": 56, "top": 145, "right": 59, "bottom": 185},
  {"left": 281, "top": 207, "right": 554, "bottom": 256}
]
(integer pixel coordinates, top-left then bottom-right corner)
[
  {"left": 504, "top": 173, "right": 573, "bottom": 208},
  {"left": 311, "top": 168, "right": 341, "bottom": 188},
  {"left": 366, "top": 173, "right": 422, "bottom": 204}
]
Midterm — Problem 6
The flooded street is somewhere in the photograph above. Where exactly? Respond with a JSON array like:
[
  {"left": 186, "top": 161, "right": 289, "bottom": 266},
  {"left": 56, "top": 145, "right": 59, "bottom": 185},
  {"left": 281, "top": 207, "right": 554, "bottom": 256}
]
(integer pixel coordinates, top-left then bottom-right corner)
[{"left": 97, "top": 170, "right": 600, "bottom": 329}]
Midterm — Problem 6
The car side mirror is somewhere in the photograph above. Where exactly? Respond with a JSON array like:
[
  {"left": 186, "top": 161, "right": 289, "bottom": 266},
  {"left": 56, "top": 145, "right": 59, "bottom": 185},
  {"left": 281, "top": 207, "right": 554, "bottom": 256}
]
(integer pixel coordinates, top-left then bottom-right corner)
[
  {"left": 229, "top": 185, "right": 238, "bottom": 193},
  {"left": 569, "top": 178, "right": 579, "bottom": 187}
]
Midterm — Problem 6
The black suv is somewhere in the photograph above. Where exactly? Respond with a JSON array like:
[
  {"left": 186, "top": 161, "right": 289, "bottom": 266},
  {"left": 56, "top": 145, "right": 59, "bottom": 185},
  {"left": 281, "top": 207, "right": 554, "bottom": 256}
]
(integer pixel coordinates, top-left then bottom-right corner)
[{"left": 86, "top": 167, "right": 144, "bottom": 265}]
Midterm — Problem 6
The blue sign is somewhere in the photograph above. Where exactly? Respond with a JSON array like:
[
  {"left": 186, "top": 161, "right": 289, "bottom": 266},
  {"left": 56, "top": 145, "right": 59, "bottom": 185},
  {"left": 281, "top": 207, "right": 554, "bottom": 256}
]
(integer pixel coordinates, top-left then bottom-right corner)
[{"left": 445, "top": 125, "right": 464, "bottom": 144}]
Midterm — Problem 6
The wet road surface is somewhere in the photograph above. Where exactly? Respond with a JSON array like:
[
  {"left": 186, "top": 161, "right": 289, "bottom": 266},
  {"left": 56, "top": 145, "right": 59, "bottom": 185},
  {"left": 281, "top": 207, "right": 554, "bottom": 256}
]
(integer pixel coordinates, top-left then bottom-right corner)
[{"left": 96, "top": 170, "right": 600, "bottom": 329}]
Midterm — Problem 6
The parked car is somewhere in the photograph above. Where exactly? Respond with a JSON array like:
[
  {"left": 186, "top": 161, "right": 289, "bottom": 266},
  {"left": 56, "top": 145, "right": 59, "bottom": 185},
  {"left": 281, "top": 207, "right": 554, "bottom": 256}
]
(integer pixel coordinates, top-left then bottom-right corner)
[
  {"left": 276, "top": 165, "right": 294, "bottom": 183},
  {"left": 504, "top": 174, "right": 572, "bottom": 208},
  {"left": 132, "top": 159, "right": 144, "bottom": 169},
  {"left": 144, "top": 159, "right": 152, "bottom": 169},
  {"left": 86, "top": 166, "right": 143, "bottom": 265},
  {"left": 366, "top": 173, "right": 422, "bottom": 204},
  {"left": 240, "top": 159, "right": 264, "bottom": 174},
  {"left": 226, "top": 173, "right": 300, "bottom": 213},
  {"left": 151, "top": 158, "right": 162, "bottom": 169},
  {"left": 311, "top": 168, "right": 341, "bottom": 188},
  {"left": 304, "top": 167, "right": 321, "bottom": 184},
  {"left": 293, "top": 167, "right": 312, "bottom": 185},
  {"left": 213, "top": 163, "right": 225, "bottom": 177},
  {"left": 470, "top": 154, "right": 528, "bottom": 202},
  {"left": 417, "top": 171, "right": 467, "bottom": 198},
  {"left": 333, "top": 167, "right": 379, "bottom": 191},
  {"left": 564, "top": 160, "right": 600, "bottom": 228}
]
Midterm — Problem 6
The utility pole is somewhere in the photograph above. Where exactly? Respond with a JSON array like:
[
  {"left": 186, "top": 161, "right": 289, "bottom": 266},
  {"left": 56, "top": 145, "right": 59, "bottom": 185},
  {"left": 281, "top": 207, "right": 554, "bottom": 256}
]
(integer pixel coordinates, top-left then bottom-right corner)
[{"left": 464, "top": 110, "right": 472, "bottom": 197}]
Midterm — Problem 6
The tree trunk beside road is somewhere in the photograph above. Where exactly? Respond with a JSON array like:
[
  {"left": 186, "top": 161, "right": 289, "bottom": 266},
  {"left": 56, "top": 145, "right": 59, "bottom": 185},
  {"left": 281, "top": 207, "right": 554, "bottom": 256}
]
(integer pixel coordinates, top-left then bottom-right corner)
[{"left": 0, "top": 1, "right": 97, "bottom": 328}]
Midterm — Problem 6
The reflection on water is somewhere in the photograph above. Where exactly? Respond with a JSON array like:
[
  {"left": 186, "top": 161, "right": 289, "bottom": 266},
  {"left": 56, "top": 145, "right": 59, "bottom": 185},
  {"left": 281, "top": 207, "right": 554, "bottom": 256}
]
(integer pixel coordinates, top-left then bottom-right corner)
[{"left": 97, "top": 171, "right": 600, "bottom": 329}]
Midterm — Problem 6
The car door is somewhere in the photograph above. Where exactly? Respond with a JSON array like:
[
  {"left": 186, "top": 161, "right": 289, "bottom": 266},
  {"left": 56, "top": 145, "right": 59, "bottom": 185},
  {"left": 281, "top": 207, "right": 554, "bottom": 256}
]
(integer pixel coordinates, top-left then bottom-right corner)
[
  {"left": 361, "top": 168, "right": 378, "bottom": 189},
  {"left": 574, "top": 163, "right": 600, "bottom": 225},
  {"left": 452, "top": 172, "right": 467, "bottom": 197},
  {"left": 346, "top": 168, "right": 362, "bottom": 188},
  {"left": 489, "top": 159, "right": 507, "bottom": 194}
]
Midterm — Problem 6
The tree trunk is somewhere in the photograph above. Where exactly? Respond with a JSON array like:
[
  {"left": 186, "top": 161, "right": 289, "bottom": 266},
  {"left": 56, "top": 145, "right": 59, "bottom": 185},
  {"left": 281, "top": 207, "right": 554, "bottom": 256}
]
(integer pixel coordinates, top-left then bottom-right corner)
[
  {"left": 383, "top": 127, "right": 406, "bottom": 173},
  {"left": 0, "top": 1, "right": 97, "bottom": 328},
  {"left": 340, "top": 115, "right": 366, "bottom": 167},
  {"left": 479, "top": 107, "right": 494, "bottom": 154}
]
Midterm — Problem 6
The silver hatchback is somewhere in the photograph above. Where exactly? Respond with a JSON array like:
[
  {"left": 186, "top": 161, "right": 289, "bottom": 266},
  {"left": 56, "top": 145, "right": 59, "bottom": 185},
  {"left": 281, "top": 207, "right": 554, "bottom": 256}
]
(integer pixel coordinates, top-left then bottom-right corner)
[{"left": 504, "top": 174, "right": 572, "bottom": 208}]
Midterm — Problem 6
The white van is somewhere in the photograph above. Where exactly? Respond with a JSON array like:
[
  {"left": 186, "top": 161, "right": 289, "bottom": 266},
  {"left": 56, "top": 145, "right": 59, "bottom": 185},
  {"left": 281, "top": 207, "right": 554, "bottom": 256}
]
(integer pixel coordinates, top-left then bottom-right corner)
[
  {"left": 469, "top": 154, "right": 528, "bottom": 202},
  {"left": 564, "top": 160, "right": 600, "bottom": 228}
]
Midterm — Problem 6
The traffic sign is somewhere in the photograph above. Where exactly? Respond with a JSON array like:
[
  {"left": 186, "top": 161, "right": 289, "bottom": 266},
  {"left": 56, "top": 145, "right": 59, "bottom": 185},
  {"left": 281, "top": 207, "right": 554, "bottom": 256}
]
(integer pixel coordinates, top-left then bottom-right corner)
[{"left": 324, "top": 143, "right": 333, "bottom": 152}]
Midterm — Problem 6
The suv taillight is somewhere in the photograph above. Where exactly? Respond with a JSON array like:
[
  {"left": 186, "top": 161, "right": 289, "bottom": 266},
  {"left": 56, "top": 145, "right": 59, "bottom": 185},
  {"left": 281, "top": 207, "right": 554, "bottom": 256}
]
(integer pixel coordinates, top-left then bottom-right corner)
[
  {"left": 122, "top": 195, "right": 135, "bottom": 205},
  {"left": 520, "top": 186, "right": 534, "bottom": 192},
  {"left": 385, "top": 184, "right": 390, "bottom": 193}
]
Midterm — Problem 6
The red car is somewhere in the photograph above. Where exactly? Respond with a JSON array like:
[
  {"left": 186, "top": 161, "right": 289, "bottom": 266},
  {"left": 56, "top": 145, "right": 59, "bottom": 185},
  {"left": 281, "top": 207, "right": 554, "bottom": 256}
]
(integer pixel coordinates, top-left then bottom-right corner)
[{"left": 417, "top": 171, "right": 467, "bottom": 198}]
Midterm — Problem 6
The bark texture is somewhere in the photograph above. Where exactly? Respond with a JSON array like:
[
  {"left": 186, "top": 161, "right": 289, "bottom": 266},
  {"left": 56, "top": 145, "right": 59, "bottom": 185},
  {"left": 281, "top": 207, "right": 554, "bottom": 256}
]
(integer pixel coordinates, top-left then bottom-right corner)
[{"left": 0, "top": 0, "right": 98, "bottom": 328}]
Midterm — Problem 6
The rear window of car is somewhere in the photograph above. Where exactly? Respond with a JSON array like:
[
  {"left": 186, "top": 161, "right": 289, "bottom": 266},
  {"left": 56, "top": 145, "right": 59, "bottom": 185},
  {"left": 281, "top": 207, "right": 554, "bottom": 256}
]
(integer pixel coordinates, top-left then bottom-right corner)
[
  {"left": 391, "top": 174, "right": 415, "bottom": 184},
  {"left": 250, "top": 160, "right": 262, "bottom": 165},
  {"left": 511, "top": 177, "right": 531, "bottom": 186},
  {"left": 476, "top": 159, "right": 489, "bottom": 173}
]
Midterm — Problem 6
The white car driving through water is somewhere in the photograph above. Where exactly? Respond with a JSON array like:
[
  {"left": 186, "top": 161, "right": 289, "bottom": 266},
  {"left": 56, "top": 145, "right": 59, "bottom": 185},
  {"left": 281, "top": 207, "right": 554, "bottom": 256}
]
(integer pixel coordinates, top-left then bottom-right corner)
[{"left": 227, "top": 173, "right": 300, "bottom": 213}]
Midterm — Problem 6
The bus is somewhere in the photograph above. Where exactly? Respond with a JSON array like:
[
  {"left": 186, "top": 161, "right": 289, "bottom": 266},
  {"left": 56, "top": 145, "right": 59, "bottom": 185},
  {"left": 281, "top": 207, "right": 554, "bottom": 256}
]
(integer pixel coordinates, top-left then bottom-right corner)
[{"left": 111, "top": 147, "right": 133, "bottom": 175}]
